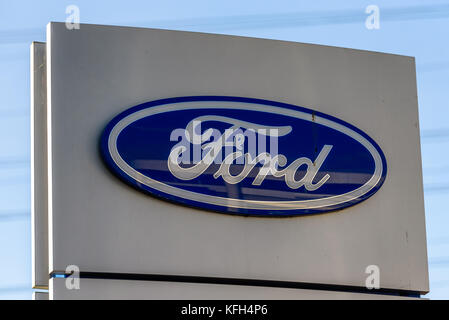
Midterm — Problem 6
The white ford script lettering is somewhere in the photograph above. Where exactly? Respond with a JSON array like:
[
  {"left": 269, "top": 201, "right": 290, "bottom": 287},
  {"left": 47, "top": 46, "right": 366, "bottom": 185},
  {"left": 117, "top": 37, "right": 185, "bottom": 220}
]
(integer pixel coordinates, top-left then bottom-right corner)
[{"left": 168, "top": 116, "right": 333, "bottom": 191}]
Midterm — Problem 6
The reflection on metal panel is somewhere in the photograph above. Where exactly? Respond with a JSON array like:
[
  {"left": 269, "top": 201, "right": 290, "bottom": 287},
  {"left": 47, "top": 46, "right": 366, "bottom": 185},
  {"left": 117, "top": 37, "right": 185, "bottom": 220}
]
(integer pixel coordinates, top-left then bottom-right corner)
[{"left": 31, "top": 41, "right": 48, "bottom": 289}]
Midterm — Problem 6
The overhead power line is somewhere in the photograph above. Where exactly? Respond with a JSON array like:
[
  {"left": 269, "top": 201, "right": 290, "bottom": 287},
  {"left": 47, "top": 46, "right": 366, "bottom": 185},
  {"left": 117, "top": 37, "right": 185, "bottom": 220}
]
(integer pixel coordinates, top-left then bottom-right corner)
[
  {"left": 0, "top": 285, "right": 30, "bottom": 293},
  {"left": 1, "top": 4, "right": 449, "bottom": 44},
  {"left": 133, "top": 4, "right": 449, "bottom": 31},
  {"left": 0, "top": 212, "right": 29, "bottom": 221},
  {"left": 421, "top": 128, "right": 449, "bottom": 140}
]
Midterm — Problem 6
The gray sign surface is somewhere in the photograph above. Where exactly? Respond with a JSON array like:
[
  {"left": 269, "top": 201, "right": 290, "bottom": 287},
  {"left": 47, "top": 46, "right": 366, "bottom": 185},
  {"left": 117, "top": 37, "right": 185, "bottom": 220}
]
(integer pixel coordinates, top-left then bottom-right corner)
[{"left": 40, "top": 22, "right": 428, "bottom": 297}]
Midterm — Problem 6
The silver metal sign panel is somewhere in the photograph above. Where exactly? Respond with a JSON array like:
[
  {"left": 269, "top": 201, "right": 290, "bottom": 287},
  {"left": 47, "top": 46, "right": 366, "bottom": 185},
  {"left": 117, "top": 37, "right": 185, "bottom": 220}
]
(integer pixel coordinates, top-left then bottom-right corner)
[{"left": 44, "top": 22, "right": 428, "bottom": 295}]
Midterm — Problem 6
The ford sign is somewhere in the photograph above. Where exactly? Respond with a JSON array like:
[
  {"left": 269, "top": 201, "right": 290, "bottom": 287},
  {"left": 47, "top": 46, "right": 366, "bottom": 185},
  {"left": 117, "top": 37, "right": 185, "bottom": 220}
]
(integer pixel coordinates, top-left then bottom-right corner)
[{"left": 100, "top": 96, "right": 387, "bottom": 216}]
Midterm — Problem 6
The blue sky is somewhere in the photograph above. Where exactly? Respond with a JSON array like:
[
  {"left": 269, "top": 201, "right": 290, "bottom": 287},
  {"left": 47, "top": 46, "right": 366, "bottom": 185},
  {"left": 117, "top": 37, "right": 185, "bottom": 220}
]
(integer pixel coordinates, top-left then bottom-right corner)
[{"left": 0, "top": 0, "right": 448, "bottom": 299}]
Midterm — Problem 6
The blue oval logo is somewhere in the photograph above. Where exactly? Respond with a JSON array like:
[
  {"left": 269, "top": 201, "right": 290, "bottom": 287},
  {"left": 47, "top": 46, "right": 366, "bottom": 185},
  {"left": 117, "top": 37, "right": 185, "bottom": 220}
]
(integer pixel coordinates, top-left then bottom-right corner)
[{"left": 100, "top": 96, "right": 387, "bottom": 216}]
